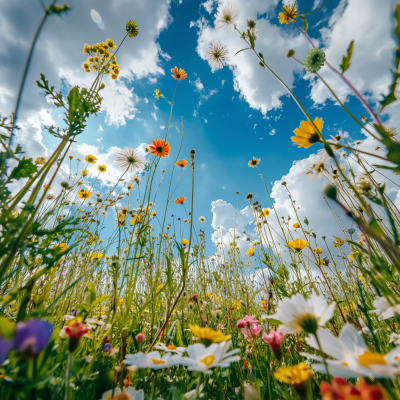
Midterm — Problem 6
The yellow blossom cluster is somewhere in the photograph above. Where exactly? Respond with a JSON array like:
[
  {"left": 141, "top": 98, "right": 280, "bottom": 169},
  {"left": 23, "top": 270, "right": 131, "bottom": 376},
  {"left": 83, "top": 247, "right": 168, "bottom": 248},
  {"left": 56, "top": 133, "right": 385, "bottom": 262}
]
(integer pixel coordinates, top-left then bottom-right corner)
[{"left": 82, "top": 39, "right": 120, "bottom": 80}]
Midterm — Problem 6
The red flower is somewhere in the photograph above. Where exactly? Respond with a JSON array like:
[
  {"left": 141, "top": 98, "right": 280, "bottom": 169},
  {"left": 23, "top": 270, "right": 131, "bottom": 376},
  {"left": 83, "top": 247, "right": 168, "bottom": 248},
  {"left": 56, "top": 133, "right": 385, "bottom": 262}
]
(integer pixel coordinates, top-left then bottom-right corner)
[
  {"left": 175, "top": 196, "right": 186, "bottom": 204},
  {"left": 320, "top": 378, "right": 384, "bottom": 400},
  {"left": 65, "top": 322, "right": 89, "bottom": 352}
]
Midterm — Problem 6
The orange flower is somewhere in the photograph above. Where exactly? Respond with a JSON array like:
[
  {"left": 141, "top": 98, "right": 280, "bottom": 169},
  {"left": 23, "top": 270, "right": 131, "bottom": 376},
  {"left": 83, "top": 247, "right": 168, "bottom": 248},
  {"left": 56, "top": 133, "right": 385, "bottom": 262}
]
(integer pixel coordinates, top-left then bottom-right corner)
[
  {"left": 149, "top": 139, "right": 171, "bottom": 157},
  {"left": 171, "top": 66, "right": 187, "bottom": 81},
  {"left": 175, "top": 196, "right": 186, "bottom": 204},
  {"left": 175, "top": 159, "right": 188, "bottom": 168}
]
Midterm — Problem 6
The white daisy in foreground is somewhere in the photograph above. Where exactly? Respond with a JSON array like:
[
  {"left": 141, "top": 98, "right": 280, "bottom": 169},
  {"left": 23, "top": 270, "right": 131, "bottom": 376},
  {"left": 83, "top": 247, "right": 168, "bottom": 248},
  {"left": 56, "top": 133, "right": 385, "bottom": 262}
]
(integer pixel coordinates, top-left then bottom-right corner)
[
  {"left": 154, "top": 342, "right": 187, "bottom": 355},
  {"left": 101, "top": 387, "right": 144, "bottom": 400},
  {"left": 262, "top": 292, "right": 335, "bottom": 334},
  {"left": 179, "top": 341, "right": 240, "bottom": 374},
  {"left": 301, "top": 324, "right": 400, "bottom": 378},
  {"left": 183, "top": 384, "right": 205, "bottom": 399},
  {"left": 215, "top": 2, "right": 240, "bottom": 29},
  {"left": 371, "top": 297, "right": 400, "bottom": 320},
  {"left": 123, "top": 351, "right": 182, "bottom": 370}
]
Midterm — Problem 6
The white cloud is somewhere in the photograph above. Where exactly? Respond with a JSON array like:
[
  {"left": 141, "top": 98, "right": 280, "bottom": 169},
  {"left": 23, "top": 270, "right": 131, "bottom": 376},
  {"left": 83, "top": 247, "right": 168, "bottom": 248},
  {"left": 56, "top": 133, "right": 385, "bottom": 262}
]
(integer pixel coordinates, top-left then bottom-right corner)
[
  {"left": 160, "top": 125, "right": 165, "bottom": 129},
  {"left": 193, "top": 110, "right": 198, "bottom": 117},
  {"left": 306, "top": 0, "right": 396, "bottom": 110},
  {"left": 151, "top": 112, "right": 158, "bottom": 121},
  {"left": 254, "top": 123, "right": 257, "bottom": 129},
  {"left": 99, "top": 124, "right": 103, "bottom": 131},
  {"left": 193, "top": 0, "right": 314, "bottom": 115},
  {"left": 269, "top": 128, "right": 276, "bottom": 136},
  {"left": 96, "top": 137, "right": 103, "bottom": 142},
  {"left": 203, "top": 118, "right": 208, "bottom": 123},
  {"left": 194, "top": 77, "right": 204, "bottom": 91},
  {"left": 0, "top": 0, "right": 173, "bottom": 129},
  {"left": 202, "top": 0, "right": 216, "bottom": 13}
]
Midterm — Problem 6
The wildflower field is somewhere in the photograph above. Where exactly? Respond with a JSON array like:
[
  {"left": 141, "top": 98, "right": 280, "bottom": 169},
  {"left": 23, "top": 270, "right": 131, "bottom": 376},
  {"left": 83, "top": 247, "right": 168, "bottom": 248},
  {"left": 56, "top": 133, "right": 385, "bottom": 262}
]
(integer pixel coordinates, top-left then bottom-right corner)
[{"left": 2, "top": 1, "right": 400, "bottom": 400}]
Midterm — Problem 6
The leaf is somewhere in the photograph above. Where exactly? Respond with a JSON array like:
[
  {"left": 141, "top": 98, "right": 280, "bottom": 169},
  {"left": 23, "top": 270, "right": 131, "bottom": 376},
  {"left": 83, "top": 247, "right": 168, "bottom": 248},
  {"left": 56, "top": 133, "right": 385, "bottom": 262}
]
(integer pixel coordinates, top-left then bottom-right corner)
[
  {"left": 299, "top": 15, "right": 308, "bottom": 32},
  {"left": 247, "top": 30, "right": 255, "bottom": 49},
  {"left": 67, "top": 86, "right": 80, "bottom": 123},
  {"left": 379, "top": 4, "right": 400, "bottom": 112},
  {"left": 379, "top": 70, "right": 400, "bottom": 112},
  {"left": 166, "top": 255, "right": 174, "bottom": 293},
  {"left": 9, "top": 158, "right": 37, "bottom": 180},
  {"left": 234, "top": 48, "right": 251, "bottom": 57},
  {"left": 339, "top": 40, "right": 354, "bottom": 74}
]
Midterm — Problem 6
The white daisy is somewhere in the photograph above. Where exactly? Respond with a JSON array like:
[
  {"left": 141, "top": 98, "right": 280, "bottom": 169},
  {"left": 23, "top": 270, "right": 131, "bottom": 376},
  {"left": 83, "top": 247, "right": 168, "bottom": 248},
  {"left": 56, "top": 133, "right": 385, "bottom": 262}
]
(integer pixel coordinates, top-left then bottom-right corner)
[
  {"left": 154, "top": 342, "right": 187, "bottom": 355},
  {"left": 116, "top": 148, "right": 146, "bottom": 173},
  {"left": 101, "top": 387, "right": 144, "bottom": 400},
  {"left": 301, "top": 324, "right": 400, "bottom": 378},
  {"left": 262, "top": 292, "right": 335, "bottom": 334},
  {"left": 371, "top": 297, "right": 400, "bottom": 320},
  {"left": 123, "top": 351, "right": 182, "bottom": 370},
  {"left": 206, "top": 40, "right": 230, "bottom": 70},
  {"left": 183, "top": 384, "right": 205, "bottom": 399},
  {"left": 215, "top": 2, "right": 240, "bottom": 29},
  {"left": 179, "top": 341, "right": 240, "bottom": 374}
]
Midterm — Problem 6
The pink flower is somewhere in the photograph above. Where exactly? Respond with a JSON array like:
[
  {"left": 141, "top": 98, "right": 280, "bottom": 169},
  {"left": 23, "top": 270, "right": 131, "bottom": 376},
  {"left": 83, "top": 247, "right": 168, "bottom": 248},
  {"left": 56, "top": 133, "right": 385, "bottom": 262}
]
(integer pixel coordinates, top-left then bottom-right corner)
[
  {"left": 217, "top": 324, "right": 223, "bottom": 330},
  {"left": 135, "top": 332, "right": 146, "bottom": 345},
  {"left": 241, "top": 323, "right": 261, "bottom": 339},
  {"left": 237, "top": 315, "right": 258, "bottom": 328},
  {"left": 262, "top": 329, "right": 284, "bottom": 361}
]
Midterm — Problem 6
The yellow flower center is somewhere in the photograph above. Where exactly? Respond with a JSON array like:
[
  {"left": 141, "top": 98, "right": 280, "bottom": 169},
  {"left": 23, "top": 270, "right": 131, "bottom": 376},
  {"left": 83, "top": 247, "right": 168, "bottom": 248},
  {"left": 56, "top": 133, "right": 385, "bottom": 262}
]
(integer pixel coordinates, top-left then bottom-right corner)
[
  {"left": 150, "top": 359, "right": 166, "bottom": 365},
  {"left": 200, "top": 355, "right": 215, "bottom": 367},
  {"left": 167, "top": 343, "right": 177, "bottom": 350},
  {"left": 358, "top": 351, "right": 387, "bottom": 368}
]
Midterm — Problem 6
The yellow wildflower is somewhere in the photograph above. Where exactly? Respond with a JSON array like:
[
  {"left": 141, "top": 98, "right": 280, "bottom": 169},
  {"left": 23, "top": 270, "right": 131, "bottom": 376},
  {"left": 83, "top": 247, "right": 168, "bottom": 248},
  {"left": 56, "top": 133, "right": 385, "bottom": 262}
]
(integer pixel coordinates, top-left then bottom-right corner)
[
  {"left": 189, "top": 325, "right": 231, "bottom": 343},
  {"left": 274, "top": 363, "right": 313, "bottom": 384},
  {"left": 288, "top": 238, "right": 308, "bottom": 251},
  {"left": 278, "top": 3, "right": 297, "bottom": 25},
  {"left": 246, "top": 247, "right": 255, "bottom": 257},
  {"left": 291, "top": 117, "right": 323, "bottom": 148}
]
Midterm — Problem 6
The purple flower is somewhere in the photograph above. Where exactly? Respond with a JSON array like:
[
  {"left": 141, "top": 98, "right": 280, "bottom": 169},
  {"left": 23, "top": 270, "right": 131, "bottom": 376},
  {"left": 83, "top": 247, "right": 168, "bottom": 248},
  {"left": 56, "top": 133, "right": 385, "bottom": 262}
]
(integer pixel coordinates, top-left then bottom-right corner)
[
  {"left": 103, "top": 343, "right": 111, "bottom": 352},
  {"left": 0, "top": 335, "right": 14, "bottom": 365},
  {"left": 14, "top": 319, "right": 53, "bottom": 357}
]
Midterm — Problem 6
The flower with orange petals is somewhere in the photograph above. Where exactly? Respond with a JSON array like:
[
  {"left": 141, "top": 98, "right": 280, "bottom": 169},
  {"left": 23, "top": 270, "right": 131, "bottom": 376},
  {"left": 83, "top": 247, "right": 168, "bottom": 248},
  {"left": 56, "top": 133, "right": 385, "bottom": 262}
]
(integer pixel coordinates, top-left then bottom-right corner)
[
  {"left": 175, "top": 159, "right": 188, "bottom": 168},
  {"left": 175, "top": 196, "right": 186, "bottom": 204},
  {"left": 171, "top": 66, "right": 187, "bottom": 81},
  {"left": 320, "top": 378, "right": 384, "bottom": 400},
  {"left": 149, "top": 139, "right": 171, "bottom": 157}
]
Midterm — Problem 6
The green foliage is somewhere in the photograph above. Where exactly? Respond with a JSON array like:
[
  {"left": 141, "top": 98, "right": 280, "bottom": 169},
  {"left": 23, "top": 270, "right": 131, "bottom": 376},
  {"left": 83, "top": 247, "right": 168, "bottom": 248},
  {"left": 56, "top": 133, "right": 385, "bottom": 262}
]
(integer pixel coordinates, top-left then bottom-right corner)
[
  {"left": 339, "top": 40, "right": 354, "bottom": 74},
  {"left": 9, "top": 158, "right": 37, "bottom": 180}
]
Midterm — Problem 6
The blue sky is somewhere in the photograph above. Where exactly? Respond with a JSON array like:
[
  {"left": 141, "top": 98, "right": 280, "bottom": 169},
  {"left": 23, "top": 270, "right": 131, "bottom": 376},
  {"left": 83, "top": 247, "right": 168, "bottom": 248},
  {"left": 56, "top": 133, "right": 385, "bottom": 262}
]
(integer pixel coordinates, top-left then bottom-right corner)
[{"left": 1, "top": 0, "right": 399, "bottom": 256}]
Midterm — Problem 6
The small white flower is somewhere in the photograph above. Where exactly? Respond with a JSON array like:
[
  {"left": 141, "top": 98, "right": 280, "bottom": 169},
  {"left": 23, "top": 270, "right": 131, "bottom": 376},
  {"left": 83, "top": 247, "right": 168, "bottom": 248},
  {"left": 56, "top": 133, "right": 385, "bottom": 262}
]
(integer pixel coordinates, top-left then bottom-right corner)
[
  {"left": 215, "top": 2, "right": 240, "bottom": 29},
  {"left": 183, "top": 384, "right": 205, "bottom": 399},
  {"left": 179, "top": 341, "right": 240, "bottom": 374},
  {"left": 301, "top": 324, "right": 400, "bottom": 378},
  {"left": 371, "top": 297, "right": 400, "bottom": 320},
  {"left": 206, "top": 40, "right": 230, "bottom": 70},
  {"left": 101, "top": 387, "right": 144, "bottom": 400},
  {"left": 154, "top": 342, "right": 187, "bottom": 356},
  {"left": 390, "top": 333, "right": 400, "bottom": 345},
  {"left": 263, "top": 292, "right": 335, "bottom": 334},
  {"left": 123, "top": 351, "right": 182, "bottom": 370}
]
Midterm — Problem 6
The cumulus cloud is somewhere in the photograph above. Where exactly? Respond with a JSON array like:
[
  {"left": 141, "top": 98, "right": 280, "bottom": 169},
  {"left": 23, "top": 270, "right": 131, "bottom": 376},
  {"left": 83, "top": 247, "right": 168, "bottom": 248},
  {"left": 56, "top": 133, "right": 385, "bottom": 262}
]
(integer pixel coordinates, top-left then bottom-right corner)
[
  {"left": 192, "top": 0, "right": 314, "bottom": 115},
  {"left": 307, "top": 0, "right": 396, "bottom": 109},
  {"left": 0, "top": 0, "right": 172, "bottom": 160}
]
